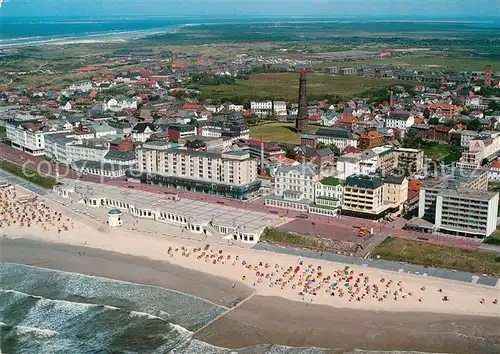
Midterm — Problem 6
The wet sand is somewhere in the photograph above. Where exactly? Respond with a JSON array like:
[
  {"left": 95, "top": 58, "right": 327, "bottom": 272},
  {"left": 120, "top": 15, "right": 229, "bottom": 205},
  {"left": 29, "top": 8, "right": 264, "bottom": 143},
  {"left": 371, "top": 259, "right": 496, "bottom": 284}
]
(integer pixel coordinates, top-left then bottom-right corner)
[
  {"left": 195, "top": 296, "right": 500, "bottom": 354},
  {"left": 0, "top": 237, "right": 252, "bottom": 307},
  {"left": 2, "top": 238, "right": 499, "bottom": 354}
]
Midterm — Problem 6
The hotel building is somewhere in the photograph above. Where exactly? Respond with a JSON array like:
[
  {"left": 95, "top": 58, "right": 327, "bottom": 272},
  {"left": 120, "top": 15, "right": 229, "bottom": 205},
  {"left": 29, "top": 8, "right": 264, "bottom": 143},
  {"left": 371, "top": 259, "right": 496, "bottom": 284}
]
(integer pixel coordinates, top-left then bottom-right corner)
[
  {"left": 418, "top": 168, "right": 497, "bottom": 237},
  {"left": 134, "top": 145, "right": 260, "bottom": 199},
  {"left": 394, "top": 148, "right": 424, "bottom": 173}
]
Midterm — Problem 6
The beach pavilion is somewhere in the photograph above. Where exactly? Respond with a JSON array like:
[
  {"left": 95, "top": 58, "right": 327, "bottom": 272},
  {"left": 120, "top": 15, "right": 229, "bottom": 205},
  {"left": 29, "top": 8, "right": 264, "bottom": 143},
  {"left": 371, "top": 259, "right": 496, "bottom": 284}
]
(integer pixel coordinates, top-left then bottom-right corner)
[{"left": 54, "top": 180, "right": 281, "bottom": 244}]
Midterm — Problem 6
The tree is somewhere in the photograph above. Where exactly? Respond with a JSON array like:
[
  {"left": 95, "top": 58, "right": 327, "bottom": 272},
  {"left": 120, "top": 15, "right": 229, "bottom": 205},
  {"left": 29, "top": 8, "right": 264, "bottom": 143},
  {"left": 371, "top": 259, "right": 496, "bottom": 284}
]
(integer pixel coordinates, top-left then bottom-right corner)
[
  {"left": 423, "top": 108, "right": 430, "bottom": 120},
  {"left": 467, "top": 118, "right": 481, "bottom": 131},
  {"left": 285, "top": 148, "right": 297, "bottom": 160},
  {"left": 428, "top": 117, "right": 440, "bottom": 125},
  {"left": 481, "top": 158, "right": 489, "bottom": 166},
  {"left": 316, "top": 142, "right": 340, "bottom": 156},
  {"left": 402, "top": 129, "right": 423, "bottom": 149}
]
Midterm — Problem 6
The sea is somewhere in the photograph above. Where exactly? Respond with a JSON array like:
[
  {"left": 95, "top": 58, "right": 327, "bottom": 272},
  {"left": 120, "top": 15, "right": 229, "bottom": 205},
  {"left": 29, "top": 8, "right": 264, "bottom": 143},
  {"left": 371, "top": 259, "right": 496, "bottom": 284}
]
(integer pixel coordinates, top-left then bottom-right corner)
[
  {"left": 1, "top": 16, "right": 499, "bottom": 49},
  {"left": 0, "top": 263, "right": 444, "bottom": 354}
]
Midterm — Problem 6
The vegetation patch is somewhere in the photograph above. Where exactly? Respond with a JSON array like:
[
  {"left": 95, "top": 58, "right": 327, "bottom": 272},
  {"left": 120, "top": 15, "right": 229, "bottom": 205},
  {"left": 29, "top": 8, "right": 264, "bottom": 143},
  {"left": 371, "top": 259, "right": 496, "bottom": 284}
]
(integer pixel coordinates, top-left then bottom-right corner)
[
  {"left": 249, "top": 123, "right": 320, "bottom": 144},
  {"left": 0, "top": 160, "right": 56, "bottom": 189},
  {"left": 372, "top": 237, "right": 500, "bottom": 276}
]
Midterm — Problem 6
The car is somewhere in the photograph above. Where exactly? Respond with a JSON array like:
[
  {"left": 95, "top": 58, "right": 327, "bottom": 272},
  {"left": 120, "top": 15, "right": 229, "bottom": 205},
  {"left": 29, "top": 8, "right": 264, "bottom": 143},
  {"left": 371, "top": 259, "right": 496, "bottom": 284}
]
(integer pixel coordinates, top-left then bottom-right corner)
[{"left": 297, "top": 213, "right": 309, "bottom": 219}]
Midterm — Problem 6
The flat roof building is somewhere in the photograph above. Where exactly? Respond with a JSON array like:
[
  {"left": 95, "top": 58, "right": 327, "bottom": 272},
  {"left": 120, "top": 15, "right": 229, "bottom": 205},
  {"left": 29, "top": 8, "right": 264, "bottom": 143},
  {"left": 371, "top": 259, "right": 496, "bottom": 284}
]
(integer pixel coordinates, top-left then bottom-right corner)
[
  {"left": 418, "top": 168, "right": 498, "bottom": 237},
  {"left": 54, "top": 180, "right": 278, "bottom": 243}
]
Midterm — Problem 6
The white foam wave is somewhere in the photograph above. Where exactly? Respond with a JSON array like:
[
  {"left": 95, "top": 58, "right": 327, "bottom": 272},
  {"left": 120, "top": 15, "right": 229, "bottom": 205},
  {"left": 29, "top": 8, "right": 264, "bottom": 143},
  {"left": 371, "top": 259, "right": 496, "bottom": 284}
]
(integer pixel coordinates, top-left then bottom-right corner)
[
  {"left": 129, "top": 311, "right": 164, "bottom": 321},
  {"left": 0, "top": 322, "right": 58, "bottom": 338}
]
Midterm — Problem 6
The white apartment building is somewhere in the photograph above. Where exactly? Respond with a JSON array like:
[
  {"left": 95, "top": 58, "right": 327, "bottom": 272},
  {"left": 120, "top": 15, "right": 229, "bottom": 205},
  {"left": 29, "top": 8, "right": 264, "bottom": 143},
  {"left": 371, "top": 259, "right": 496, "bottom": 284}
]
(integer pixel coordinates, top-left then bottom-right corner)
[
  {"left": 44, "top": 134, "right": 109, "bottom": 165},
  {"left": 273, "top": 164, "right": 319, "bottom": 202},
  {"left": 457, "top": 133, "right": 500, "bottom": 169},
  {"left": 314, "top": 177, "right": 344, "bottom": 210},
  {"left": 250, "top": 100, "right": 287, "bottom": 116},
  {"left": 459, "top": 130, "right": 478, "bottom": 148},
  {"left": 131, "top": 123, "right": 156, "bottom": 143},
  {"left": 68, "top": 80, "right": 92, "bottom": 92},
  {"left": 6, "top": 120, "right": 70, "bottom": 156},
  {"left": 315, "top": 128, "right": 358, "bottom": 149},
  {"left": 107, "top": 98, "right": 138, "bottom": 112},
  {"left": 135, "top": 146, "right": 260, "bottom": 199},
  {"left": 385, "top": 111, "right": 415, "bottom": 130},
  {"left": 394, "top": 148, "right": 425, "bottom": 173},
  {"left": 342, "top": 174, "right": 386, "bottom": 217},
  {"left": 89, "top": 123, "right": 118, "bottom": 139},
  {"left": 418, "top": 169, "right": 497, "bottom": 237},
  {"left": 265, "top": 165, "right": 340, "bottom": 216}
]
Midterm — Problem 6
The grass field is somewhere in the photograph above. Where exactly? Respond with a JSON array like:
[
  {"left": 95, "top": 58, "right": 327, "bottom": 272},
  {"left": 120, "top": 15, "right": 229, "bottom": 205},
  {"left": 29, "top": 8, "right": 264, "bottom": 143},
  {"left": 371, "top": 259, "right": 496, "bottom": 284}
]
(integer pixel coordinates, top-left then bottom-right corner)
[
  {"left": 372, "top": 237, "right": 500, "bottom": 277},
  {"left": 0, "top": 160, "right": 56, "bottom": 189},
  {"left": 250, "top": 123, "right": 321, "bottom": 144},
  {"left": 314, "top": 56, "right": 500, "bottom": 72},
  {"left": 0, "top": 126, "right": 5, "bottom": 138},
  {"left": 201, "top": 73, "right": 403, "bottom": 102},
  {"left": 422, "top": 144, "right": 455, "bottom": 161}
]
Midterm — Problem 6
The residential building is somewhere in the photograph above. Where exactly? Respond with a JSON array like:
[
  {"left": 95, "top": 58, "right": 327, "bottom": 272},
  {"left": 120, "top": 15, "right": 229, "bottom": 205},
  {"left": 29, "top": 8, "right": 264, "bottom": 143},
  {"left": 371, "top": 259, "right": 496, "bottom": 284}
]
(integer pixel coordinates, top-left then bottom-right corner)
[
  {"left": 315, "top": 127, "right": 358, "bottom": 149},
  {"left": 132, "top": 122, "right": 157, "bottom": 142},
  {"left": 339, "top": 67, "right": 357, "bottom": 75},
  {"left": 358, "top": 131, "right": 384, "bottom": 150},
  {"left": 382, "top": 174, "right": 408, "bottom": 212},
  {"left": 459, "top": 130, "right": 479, "bottom": 148},
  {"left": 385, "top": 111, "right": 415, "bottom": 130},
  {"left": 418, "top": 168, "right": 496, "bottom": 237},
  {"left": 69, "top": 80, "right": 92, "bottom": 92},
  {"left": 44, "top": 134, "right": 109, "bottom": 165},
  {"left": 88, "top": 123, "right": 117, "bottom": 139},
  {"left": 167, "top": 124, "right": 197, "bottom": 140},
  {"left": 372, "top": 146, "right": 396, "bottom": 174},
  {"left": 314, "top": 176, "right": 344, "bottom": 210},
  {"left": 134, "top": 147, "right": 260, "bottom": 199},
  {"left": 342, "top": 174, "right": 386, "bottom": 218},
  {"left": 250, "top": 100, "right": 287, "bottom": 116},
  {"left": 457, "top": 133, "right": 500, "bottom": 169},
  {"left": 264, "top": 164, "right": 340, "bottom": 216},
  {"left": 394, "top": 148, "right": 424, "bottom": 173},
  {"left": 106, "top": 97, "right": 137, "bottom": 112},
  {"left": 488, "top": 160, "right": 500, "bottom": 181},
  {"left": 295, "top": 146, "right": 335, "bottom": 167},
  {"left": 5, "top": 119, "right": 69, "bottom": 156}
]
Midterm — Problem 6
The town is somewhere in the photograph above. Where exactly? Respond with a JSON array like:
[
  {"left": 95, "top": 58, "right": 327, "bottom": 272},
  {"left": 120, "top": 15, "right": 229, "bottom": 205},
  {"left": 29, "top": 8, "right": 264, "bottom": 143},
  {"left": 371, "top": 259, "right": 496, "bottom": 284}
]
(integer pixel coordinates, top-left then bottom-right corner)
[{"left": 1, "top": 45, "right": 500, "bottom": 274}]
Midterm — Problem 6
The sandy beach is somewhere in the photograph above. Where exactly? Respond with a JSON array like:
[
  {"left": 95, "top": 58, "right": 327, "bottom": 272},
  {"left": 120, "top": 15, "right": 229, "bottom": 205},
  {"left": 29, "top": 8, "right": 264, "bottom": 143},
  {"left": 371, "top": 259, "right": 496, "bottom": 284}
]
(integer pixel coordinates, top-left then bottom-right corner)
[
  {"left": 1, "top": 186, "right": 499, "bottom": 318},
  {"left": 1, "top": 186, "right": 500, "bottom": 352},
  {"left": 2, "top": 238, "right": 500, "bottom": 353}
]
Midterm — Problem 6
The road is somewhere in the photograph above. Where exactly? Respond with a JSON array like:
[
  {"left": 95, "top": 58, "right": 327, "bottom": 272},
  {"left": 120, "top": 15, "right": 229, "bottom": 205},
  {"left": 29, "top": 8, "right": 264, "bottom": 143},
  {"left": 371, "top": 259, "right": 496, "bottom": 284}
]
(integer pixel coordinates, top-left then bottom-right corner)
[{"left": 0, "top": 169, "right": 49, "bottom": 195}]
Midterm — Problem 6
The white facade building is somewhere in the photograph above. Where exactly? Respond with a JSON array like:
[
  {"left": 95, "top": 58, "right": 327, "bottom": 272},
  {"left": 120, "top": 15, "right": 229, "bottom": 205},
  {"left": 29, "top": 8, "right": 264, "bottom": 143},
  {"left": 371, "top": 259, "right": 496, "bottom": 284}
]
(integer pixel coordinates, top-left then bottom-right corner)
[
  {"left": 250, "top": 100, "right": 287, "bottom": 116},
  {"left": 315, "top": 128, "right": 358, "bottom": 149},
  {"left": 107, "top": 98, "right": 138, "bottom": 112},
  {"left": 385, "top": 111, "right": 415, "bottom": 130},
  {"left": 5, "top": 120, "right": 69, "bottom": 156},
  {"left": 68, "top": 81, "right": 92, "bottom": 92}
]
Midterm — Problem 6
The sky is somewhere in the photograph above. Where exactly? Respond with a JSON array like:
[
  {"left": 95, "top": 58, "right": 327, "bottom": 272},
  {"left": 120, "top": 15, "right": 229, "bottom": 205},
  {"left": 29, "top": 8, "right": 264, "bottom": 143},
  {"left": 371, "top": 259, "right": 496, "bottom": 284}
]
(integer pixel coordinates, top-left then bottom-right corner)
[{"left": 0, "top": 0, "right": 499, "bottom": 19}]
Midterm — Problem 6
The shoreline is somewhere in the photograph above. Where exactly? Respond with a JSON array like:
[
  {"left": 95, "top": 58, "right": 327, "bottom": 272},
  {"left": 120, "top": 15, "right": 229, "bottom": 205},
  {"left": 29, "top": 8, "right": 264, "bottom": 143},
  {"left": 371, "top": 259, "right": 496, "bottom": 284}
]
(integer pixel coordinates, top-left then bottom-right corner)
[
  {"left": 1, "top": 185, "right": 499, "bottom": 319},
  {"left": 2, "top": 237, "right": 500, "bottom": 354}
]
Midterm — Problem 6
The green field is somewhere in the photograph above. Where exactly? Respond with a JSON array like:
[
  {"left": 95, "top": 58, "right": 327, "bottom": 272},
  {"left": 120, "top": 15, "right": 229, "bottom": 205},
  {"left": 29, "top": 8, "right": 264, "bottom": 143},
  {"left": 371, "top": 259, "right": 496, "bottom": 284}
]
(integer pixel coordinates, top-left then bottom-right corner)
[
  {"left": 201, "top": 73, "right": 403, "bottom": 102},
  {"left": 314, "top": 57, "right": 500, "bottom": 73},
  {"left": 422, "top": 144, "right": 456, "bottom": 161},
  {"left": 0, "top": 126, "right": 5, "bottom": 138},
  {"left": 373, "top": 237, "right": 500, "bottom": 276},
  {"left": 0, "top": 160, "right": 56, "bottom": 189},
  {"left": 250, "top": 123, "right": 320, "bottom": 144}
]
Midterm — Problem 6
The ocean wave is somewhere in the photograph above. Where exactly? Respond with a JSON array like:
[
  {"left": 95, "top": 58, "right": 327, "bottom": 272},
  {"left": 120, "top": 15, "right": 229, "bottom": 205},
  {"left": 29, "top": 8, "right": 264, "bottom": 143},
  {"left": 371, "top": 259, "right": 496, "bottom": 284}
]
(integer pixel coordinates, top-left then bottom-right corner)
[
  {"left": 0, "top": 263, "right": 227, "bottom": 331},
  {"left": 0, "top": 322, "right": 59, "bottom": 338}
]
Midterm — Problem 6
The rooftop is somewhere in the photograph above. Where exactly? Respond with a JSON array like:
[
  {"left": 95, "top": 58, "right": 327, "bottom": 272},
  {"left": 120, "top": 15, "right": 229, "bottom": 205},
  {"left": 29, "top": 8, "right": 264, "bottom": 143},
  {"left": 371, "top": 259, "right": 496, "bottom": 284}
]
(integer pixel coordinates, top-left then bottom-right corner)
[
  {"left": 319, "top": 176, "right": 345, "bottom": 186},
  {"left": 346, "top": 174, "right": 383, "bottom": 189},
  {"left": 63, "top": 180, "right": 278, "bottom": 234}
]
